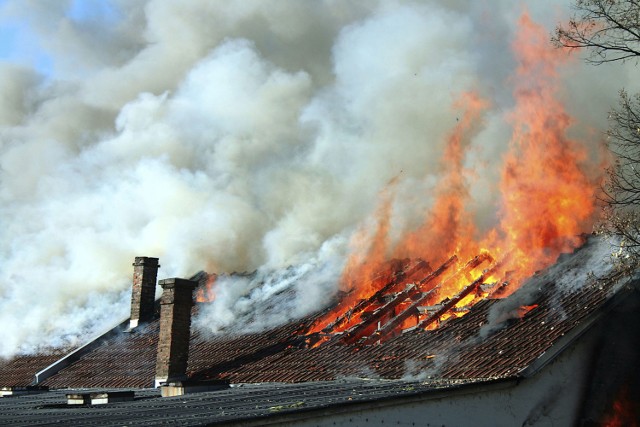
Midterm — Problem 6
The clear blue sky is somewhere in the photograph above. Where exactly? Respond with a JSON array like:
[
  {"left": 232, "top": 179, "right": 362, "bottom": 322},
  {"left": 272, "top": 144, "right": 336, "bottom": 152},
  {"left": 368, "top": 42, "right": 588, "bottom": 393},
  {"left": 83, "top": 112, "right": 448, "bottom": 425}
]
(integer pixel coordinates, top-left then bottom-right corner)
[
  {"left": 0, "top": 0, "right": 120, "bottom": 76},
  {"left": 0, "top": 0, "right": 23, "bottom": 60}
]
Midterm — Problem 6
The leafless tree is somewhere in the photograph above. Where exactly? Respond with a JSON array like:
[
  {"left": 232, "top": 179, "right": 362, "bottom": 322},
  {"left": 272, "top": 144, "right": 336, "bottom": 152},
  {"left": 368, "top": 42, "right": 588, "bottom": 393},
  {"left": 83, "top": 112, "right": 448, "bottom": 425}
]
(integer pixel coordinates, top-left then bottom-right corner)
[
  {"left": 600, "top": 91, "right": 640, "bottom": 261},
  {"left": 554, "top": 0, "right": 640, "bottom": 269},
  {"left": 553, "top": 0, "right": 640, "bottom": 64}
]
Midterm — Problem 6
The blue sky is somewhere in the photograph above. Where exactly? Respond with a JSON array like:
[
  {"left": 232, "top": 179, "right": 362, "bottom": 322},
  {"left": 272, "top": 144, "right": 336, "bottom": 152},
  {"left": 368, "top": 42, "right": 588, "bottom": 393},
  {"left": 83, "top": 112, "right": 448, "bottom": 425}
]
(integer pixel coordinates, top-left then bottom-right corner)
[
  {"left": 66, "top": 0, "right": 120, "bottom": 22},
  {"left": 0, "top": 0, "right": 26, "bottom": 60},
  {"left": 0, "top": 18, "right": 17, "bottom": 58},
  {"left": 0, "top": 0, "right": 48, "bottom": 73},
  {"left": 0, "top": 0, "right": 121, "bottom": 76}
]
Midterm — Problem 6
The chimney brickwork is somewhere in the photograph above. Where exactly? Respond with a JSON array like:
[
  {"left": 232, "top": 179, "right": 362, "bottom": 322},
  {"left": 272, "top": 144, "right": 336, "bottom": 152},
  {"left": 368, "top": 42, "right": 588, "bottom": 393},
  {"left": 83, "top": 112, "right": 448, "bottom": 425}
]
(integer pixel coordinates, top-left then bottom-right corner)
[
  {"left": 155, "top": 278, "right": 198, "bottom": 387},
  {"left": 130, "top": 257, "right": 160, "bottom": 329}
]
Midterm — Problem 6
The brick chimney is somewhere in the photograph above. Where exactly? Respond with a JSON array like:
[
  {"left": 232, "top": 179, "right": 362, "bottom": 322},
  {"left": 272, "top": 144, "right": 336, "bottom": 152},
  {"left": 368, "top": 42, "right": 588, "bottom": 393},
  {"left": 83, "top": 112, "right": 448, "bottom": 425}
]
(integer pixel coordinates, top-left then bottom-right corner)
[
  {"left": 154, "top": 278, "right": 198, "bottom": 387},
  {"left": 129, "top": 257, "right": 160, "bottom": 329}
]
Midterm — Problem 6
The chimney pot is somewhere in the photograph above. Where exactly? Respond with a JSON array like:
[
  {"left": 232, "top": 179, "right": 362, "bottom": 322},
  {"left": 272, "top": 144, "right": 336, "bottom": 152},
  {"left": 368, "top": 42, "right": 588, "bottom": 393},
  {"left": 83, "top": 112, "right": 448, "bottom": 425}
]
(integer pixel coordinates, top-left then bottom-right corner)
[
  {"left": 130, "top": 257, "right": 160, "bottom": 329},
  {"left": 154, "top": 277, "right": 198, "bottom": 387}
]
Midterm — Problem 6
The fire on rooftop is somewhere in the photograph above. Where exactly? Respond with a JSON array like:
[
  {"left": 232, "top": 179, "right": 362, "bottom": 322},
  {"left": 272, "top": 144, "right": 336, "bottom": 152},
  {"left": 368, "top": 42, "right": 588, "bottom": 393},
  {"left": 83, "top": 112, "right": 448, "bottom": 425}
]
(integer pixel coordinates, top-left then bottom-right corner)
[
  {"left": 1, "top": 3, "right": 639, "bottom": 426},
  {"left": 194, "top": 14, "right": 602, "bottom": 355}
]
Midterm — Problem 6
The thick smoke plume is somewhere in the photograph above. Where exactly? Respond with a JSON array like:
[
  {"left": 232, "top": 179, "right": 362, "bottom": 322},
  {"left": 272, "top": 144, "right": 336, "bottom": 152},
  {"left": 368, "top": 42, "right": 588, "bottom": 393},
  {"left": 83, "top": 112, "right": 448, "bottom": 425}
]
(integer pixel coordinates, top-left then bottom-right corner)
[{"left": 0, "top": 1, "right": 637, "bottom": 357}]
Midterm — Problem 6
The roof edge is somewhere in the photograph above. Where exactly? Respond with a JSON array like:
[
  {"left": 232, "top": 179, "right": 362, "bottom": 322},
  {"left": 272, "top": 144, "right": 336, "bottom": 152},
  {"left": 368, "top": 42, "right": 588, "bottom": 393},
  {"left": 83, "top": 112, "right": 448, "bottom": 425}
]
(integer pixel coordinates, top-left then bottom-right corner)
[
  {"left": 223, "top": 378, "right": 518, "bottom": 426},
  {"left": 519, "top": 276, "right": 640, "bottom": 378}
]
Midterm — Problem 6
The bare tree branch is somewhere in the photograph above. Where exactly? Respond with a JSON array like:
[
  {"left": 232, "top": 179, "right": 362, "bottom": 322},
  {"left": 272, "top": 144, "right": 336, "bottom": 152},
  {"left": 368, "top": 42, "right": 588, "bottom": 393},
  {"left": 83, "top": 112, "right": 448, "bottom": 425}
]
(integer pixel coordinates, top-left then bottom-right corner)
[
  {"left": 553, "top": 0, "right": 640, "bottom": 64},
  {"left": 556, "top": 1, "right": 640, "bottom": 272}
]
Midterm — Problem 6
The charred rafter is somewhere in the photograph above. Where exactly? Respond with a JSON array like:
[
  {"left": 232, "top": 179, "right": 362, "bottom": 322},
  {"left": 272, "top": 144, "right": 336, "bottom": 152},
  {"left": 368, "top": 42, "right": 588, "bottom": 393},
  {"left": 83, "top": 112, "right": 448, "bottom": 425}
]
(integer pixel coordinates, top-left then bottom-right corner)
[
  {"left": 303, "top": 251, "right": 504, "bottom": 349},
  {"left": 416, "top": 260, "right": 504, "bottom": 331},
  {"left": 361, "top": 253, "right": 497, "bottom": 345},
  {"left": 360, "top": 287, "right": 439, "bottom": 346},
  {"left": 305, "top": 258, "right": 431, "bottom": 336},
  {"left": 340, "top": 254, "right": 486, "bottom": 345},
  {"left": 339, "top": 256, "right": 458, "bottom": 345}
]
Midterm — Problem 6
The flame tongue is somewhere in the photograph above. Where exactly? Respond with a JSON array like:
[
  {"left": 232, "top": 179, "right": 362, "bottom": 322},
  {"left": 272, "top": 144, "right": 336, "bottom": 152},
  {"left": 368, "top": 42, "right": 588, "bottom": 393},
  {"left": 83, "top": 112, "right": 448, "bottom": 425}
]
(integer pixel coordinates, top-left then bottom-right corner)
[
  {"left": 496, "top": 13, "right": 596, "bottom": 284},
  {"left": 301, "top": 12, "right": 600, "bottom": 347},
  {"left": 196, "top": 274, "right": 217, "bottom": 303}
]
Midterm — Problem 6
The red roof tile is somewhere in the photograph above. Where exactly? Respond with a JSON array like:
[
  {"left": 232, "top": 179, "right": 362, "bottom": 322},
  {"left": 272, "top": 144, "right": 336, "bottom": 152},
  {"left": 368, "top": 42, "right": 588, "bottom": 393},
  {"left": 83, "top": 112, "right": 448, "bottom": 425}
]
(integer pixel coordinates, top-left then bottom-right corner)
[
  {"left": 0, "top": 349, "right": 68, "bottom": 387},
  {"left": 3, "top": 236, "right": 632, "bottom": 389}
]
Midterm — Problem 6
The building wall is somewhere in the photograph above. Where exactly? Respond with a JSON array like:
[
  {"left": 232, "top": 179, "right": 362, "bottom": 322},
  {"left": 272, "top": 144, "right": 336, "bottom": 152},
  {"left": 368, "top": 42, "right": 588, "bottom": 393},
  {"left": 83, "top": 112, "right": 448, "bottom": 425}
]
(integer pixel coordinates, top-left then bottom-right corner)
[{"left": 579, "top": 289, "right": 640, "bottom": 424}]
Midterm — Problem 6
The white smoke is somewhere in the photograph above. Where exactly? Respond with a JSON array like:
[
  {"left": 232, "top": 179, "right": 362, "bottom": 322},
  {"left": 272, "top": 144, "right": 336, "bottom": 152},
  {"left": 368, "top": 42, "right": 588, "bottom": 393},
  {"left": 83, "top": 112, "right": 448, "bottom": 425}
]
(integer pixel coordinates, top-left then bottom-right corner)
[
  {"left": 0, "top": 0, "right": 635, "bottom": 356},
  {"left": 193, "top": 235, "right": 346, "bottom": 334}
]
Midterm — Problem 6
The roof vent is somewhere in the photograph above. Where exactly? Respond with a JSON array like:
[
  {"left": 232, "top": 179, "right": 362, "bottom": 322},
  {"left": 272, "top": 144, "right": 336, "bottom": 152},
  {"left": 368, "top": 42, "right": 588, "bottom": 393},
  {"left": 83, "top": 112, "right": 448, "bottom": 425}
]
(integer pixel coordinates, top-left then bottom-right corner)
[
  {"left": 90, "top": 391, "right": 135, "bottom": 405},
  {"left": 66, "top": 393, "right": 91, "bottom": 405}
]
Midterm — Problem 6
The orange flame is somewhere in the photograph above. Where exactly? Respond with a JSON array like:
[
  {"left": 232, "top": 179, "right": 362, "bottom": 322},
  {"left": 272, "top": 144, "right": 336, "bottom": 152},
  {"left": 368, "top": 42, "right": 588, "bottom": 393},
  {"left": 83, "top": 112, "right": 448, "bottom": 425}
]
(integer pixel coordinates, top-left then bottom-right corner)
[
  {"left": 493, "top": 12, "right": 596, "bottom": 288},
  {"left": 195, "top": 274, "right": 217, "bottom": 303},
  {"left": 341, "top": 178, "right": 397, "bottom": 299},
  {"left": 349, "top": 11, "right": 597, "bottom": 296},
  {"left": 303, "top": 11, "right": 602, "bottom": 343},
  {"left": 516, "top": 304, "right": 538, "bottom": 318},
  {"left": 393, "top": 91, "right": 488, "bottom": 267}
]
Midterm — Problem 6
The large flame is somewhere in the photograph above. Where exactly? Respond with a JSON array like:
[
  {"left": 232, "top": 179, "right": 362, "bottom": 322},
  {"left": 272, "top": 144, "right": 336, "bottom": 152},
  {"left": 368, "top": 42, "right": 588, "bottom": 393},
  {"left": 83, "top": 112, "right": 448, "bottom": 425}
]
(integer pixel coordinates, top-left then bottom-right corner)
[
  {"left": 495, "top": 12, "right": 596, "bottom": 285},
  {"left": 304, "top": 12, "right": 601, "bottom": 342},
  {"left": 393, "top": 91, "right": 487, "bottom": 267}
]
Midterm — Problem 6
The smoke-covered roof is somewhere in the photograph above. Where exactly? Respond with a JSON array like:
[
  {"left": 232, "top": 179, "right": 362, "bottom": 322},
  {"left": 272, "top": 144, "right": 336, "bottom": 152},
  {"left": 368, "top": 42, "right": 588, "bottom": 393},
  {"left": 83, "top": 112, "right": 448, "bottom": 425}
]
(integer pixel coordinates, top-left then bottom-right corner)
[{"left": 0, "top": 236, "right": 634, "bottom": 390}]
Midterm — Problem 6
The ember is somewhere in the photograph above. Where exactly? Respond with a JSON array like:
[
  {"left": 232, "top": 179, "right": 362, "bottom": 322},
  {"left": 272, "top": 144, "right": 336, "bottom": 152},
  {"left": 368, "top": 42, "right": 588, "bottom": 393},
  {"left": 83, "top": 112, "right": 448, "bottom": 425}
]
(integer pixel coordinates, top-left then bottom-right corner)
[
  {"left": 603, "top": 386, "right": 639, "bottom": 427},
  {"left": 516, "top": 304, "right": 538, "bottom": 319}
]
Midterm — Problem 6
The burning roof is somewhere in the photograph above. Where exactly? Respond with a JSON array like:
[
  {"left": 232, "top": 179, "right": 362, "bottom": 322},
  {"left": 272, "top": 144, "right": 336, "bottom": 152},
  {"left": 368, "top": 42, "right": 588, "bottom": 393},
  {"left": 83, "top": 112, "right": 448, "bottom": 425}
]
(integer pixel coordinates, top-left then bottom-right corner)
[
  {"left": 0, "top": 235, "right": 632, "bottom": 391},
  {"left": 1, "top": 3, "right": 638, "bottom": 424},
  {"left": 0, "top": 2, "right": 620, "bottom": 364}
]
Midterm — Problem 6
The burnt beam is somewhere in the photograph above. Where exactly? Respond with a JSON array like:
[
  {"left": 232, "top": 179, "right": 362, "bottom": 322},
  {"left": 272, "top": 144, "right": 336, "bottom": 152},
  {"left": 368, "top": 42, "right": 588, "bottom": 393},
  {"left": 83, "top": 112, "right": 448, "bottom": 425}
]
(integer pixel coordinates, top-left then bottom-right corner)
[
  {"left": 320, "top": 259, "right": 432, "bottom": 334},
  {"left": 359, "top": 253, "right": 494, "bottom": 345},
  {"left": 417, "top": 261, "right": 503, "bottom": 331},
  {"left": 341, "top": 256, "right": 458, "bottom": 345}
]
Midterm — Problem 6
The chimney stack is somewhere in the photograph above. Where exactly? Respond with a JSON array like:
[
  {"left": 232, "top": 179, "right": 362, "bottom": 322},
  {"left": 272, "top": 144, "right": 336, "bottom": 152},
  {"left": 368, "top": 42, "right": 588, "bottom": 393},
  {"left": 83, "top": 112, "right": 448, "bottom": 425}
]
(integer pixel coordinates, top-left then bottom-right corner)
[
  {"left": 154, "top": 278, "right": 198, "bottom": 387},
  {"left": 130, "top": 257, "right": 160, "bottom": 329}
]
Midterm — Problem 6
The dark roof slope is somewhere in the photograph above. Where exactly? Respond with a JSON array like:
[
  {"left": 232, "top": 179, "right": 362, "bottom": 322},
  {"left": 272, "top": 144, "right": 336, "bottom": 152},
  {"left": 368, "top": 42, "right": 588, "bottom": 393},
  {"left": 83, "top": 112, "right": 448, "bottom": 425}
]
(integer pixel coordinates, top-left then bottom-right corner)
[{"left": 0, "top": 378, "right": 506, "bottom": 426}]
